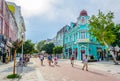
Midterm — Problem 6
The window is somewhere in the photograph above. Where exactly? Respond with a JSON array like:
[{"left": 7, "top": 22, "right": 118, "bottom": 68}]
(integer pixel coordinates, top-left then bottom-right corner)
[{"left": 81, "top": 32, "right": 86, "bottom": 39}]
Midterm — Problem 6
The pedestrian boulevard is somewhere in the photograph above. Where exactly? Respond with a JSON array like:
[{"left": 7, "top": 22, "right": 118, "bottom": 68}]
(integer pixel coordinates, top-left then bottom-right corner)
[{"left": 0, "top": 58, "right": 120, "bottom": 81}]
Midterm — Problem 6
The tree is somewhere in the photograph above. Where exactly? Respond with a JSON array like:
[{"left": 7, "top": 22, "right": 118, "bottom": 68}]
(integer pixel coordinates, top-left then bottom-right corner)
[
  {"left": 89, "top": 10, "right": 118, "bottom": 64},
  {"left": 12, "top": 39, "right": 22, "bottom": 74},
  {"left": 36, "top": 40, "right": 45, "bottom": 52},
  {"left": 17, "top": 40, "right": 35, "bottom": 54},
  {"left": 41, "top": 43, "right": 55, "bottom": 54},
  {"left": 23, "top": 40, "right": 35, "bottom": 54},
  {"left": 32, "top": 49, "right": 38, "bottom": 53},
  {"left": 111, "top": 24, "right": 120, "bottom": 47},
  {"left": 53, "top": 46, "right": 63, "bottom": 55}
]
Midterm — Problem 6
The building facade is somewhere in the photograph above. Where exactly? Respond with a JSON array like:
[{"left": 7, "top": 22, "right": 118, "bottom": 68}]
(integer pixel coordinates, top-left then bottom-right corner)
[
  {"left": 63, "top": 10, "right": 105, "bottom": 60},
  {"left": 55, "top": 26, "right": 65, "bottom": 46},
  {"left": 0, "top": 0, "right": 26, "bottom": 63},
  {"left": 0, "top": 0, "right": 5, "bottom": 58},
  {"left": 7, "top": 2, "right": 26, "bottom": 41}
]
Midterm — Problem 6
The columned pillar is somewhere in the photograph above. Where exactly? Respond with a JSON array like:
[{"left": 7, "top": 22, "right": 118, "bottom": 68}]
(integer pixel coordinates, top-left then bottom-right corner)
[
  {"left": 67, "top": 48, "right": 69, "bottom": 59},
  {"left": 77, "top": 44, "right": 80, "bottom": 60}
]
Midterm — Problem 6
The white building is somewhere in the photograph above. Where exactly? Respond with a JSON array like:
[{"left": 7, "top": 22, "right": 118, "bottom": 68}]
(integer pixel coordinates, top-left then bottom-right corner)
[{"left": 7, "top": 2, "right": 26, "bottom": 40}]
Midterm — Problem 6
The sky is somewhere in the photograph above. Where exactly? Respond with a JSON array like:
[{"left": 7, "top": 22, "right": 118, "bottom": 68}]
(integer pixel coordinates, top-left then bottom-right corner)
[{"left": 6, "top": 0, "right": 120, "bottom": 43}]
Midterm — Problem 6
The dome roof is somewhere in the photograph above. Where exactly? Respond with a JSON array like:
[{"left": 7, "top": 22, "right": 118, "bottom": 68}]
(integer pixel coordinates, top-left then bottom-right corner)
[{"left": 80, "top": 10, "right": 88, "bottom": 16}]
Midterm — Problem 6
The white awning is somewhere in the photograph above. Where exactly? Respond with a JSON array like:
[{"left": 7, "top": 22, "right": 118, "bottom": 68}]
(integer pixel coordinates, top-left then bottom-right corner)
[{"left": 6, "top": 41, "right": 13, "bottom": 47}]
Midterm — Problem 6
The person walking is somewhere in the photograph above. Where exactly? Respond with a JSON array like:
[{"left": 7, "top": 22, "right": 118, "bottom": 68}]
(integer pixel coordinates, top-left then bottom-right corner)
[
  {"left": 47, "top": 54, "right": 53, "bottom": 66},
  {"left": 39, "top": 54, "right": 44, "bottom": 66},
  {"left": 70, "top": 54, "right": 75, "bottom": 67},
  {"left": 82, "top": 54, "right": 89, "bottom": 71},
  {"left": 53, "top": 55, "right": 58, "bottom": 65}
]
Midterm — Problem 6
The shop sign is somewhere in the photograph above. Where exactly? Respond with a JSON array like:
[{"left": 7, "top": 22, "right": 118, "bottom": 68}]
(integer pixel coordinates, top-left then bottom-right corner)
[
  {"left": 76, "top": 38, "right": 89, "bottom": 43},
  {"left": 97, "top": 47, "right": 102, "bottom": 52}
]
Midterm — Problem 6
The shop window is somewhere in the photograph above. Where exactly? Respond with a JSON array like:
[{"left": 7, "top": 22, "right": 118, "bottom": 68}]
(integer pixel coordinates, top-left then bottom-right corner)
[{"left": 81, "top": 32, "right": 86, "bottom": 39}]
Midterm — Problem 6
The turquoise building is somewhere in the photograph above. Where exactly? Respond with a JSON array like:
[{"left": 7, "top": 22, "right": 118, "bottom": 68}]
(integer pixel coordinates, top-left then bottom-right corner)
[{"left": 63, "top": 10, "right": 105, "bottom": 60}]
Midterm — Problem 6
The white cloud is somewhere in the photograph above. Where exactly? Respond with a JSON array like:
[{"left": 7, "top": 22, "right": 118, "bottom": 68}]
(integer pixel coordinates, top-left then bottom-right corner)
[
  {"left": 6, "top": 0, "right": 60, "bottom": 18},
  {"left": 6, "top": 0, "right": 120, "bottom": 42},
  {"left": 6, "top": 0, "right": 120, "bottom": 23}
]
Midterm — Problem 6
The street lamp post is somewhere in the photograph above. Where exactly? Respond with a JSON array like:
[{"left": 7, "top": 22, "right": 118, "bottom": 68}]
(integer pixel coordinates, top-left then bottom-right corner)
[
  {"left": 21, "top": 41, "right": 23, "bottom": 65},
  {"left": 21, "top": 33, "right": 24, "bottom": 66}
]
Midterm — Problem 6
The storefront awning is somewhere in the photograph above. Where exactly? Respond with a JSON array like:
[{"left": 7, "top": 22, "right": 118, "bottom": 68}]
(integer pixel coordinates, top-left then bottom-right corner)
[{"left": 6, "top": 41, "right": 13, "bottom": 48}]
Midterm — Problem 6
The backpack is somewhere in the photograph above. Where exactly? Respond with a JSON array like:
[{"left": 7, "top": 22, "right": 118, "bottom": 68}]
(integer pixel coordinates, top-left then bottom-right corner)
[
  {"left": 71, "top": 56, "right": 74, "bottom": 60},
  {"left": 48, "top": 56, "right": 52, "bottom": 60},
  {"left": 54, "top": 57, "right": 57, "bottom": 61}
]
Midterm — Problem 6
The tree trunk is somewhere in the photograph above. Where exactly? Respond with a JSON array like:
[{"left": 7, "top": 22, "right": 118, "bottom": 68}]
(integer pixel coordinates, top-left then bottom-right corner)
[
  {"left": 109, "top": 50, "right": 118, "bottom": 65},
  {"left": 103, "top": 40, "right": 118, "bottom": 64},
  {"left": 13, "top": 50, "right": 16, "bottom": 74}
]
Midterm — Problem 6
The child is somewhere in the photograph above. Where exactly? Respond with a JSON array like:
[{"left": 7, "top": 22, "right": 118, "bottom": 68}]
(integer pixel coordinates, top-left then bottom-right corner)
[
  {"left": 70, "top": 54, "right": 74, "bottom": 67},
  {"left": 53, "top": 55, "right": 58, "bottom": 65}
]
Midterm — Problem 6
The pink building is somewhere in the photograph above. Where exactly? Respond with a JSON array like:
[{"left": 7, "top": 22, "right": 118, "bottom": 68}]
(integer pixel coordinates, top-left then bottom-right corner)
[
  {"left": 0, "top": 0, "right": 3, "bottom": 34},
  {"left": 0, "top": 0, "right": 18, "bottom": 62}
]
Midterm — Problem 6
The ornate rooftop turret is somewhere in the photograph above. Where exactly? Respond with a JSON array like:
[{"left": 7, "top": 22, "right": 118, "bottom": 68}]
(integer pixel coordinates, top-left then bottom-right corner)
[{"left": 80, "top": 10, "right": 88, "bottom": 16}]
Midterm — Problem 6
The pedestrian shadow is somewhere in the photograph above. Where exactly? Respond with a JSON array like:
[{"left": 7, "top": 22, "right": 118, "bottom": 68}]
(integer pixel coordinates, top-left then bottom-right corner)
[
  {"left": 73, "top": 65, "right": 81, "bottom": 70},
  {"left": 23, "top": 66, "right": 35, "bottom": 73},
  {"left": 49, "top": 65, "right": 55, "bottom": 67},
  {"left": 27, "top": 62, "right": 33, "bottom": 64},
  {"left": 41, "top": 65, "right": 46, "bottom": 67},
  {"left": 1, "top": 67, "right": 13, "bottom": 73},
  {"left": 73, "top": 66, "right": 81, "bottom": 70},
  {"left": 55, "top": 65, "right": 60, "bottom": 67},
  {"left": 87, "top": 70, "right": 106, "bottom": 76},
  {"left": 72, "top": 64, "right": 82, "bottom": 70}
]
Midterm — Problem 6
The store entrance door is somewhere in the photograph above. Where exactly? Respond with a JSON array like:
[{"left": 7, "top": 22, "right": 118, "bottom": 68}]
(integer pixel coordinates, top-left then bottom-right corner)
[{"left": 81, "top": 50, "right": 85, "bottom": 60}]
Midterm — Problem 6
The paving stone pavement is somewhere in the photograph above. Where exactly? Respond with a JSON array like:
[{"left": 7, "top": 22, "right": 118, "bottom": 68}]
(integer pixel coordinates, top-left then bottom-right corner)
[
  {"left": 74, "top": 60, "right": 120, "bottom": 79},
  {"left": 0, "top": 58, "right": 120, "bottom": 81},
  {"left": 33, "top": 58, "right": 120, "bottom": 81},
  {"left": 0, "top": 60, "right": 45, "bottom": 81}
]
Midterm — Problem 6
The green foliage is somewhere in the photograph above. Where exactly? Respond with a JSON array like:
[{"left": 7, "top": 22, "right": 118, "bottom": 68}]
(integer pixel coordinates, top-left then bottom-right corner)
[
  {"left": 111, "top": 24, "right": 120, "bottom": 47},
  {"left": 41, "top": 43, "right": 55, "bottom": 54},
  {"left": 7, "top": 74, "right": 20, "bottom": 79},
  {"left": 36, "top": 40, "right": 46, "bottom": 52},
  {"left": 53, "top": 46, "right": 63, "bottom": 54},
  {"left": 32, "top": 49, "right": 38, "bottom": 53},
  {"left": 12, "top": 39, "right": 23, "bottom": 50},
  {"left": 17, "top": 40, "right": 35, "bottom": 54},
  {"left": 23, "top": 40, "right": 35, "bottom": 54},
  {"left": 89, "top": 10, "right": 116, "bottom": 46}
]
